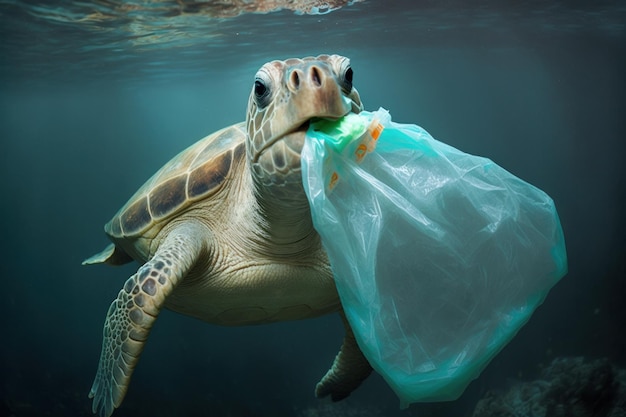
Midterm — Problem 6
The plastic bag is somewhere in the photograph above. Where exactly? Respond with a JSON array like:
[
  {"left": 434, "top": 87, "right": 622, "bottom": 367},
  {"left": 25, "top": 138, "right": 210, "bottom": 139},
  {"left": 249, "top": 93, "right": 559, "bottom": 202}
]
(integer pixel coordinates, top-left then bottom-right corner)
[{"left": 302, "top": 108, "right": 567, "bottom": 407}]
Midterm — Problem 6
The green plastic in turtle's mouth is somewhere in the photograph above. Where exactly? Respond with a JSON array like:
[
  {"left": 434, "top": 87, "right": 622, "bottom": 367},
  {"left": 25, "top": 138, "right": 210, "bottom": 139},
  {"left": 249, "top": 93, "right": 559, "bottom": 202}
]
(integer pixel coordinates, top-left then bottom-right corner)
[{"left": 252, "top": 114, "right": 346, "bottom": 163}]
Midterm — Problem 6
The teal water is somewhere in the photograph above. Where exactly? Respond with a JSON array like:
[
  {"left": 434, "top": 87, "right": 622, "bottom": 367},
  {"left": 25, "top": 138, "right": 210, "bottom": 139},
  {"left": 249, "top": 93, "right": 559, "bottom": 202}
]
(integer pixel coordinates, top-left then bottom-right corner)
[{"left": 1, "top": 1, "right": 625, "bottom": 416}]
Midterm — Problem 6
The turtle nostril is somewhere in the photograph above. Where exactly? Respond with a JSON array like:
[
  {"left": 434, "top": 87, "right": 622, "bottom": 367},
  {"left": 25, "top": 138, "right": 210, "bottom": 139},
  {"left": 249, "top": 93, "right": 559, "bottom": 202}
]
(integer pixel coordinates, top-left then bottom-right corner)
[
  {"left": 290, "top": 71, "right": 300, "bottom": 90},
  {"left": 311, "top": 66, "right": 322, "bottom": 87}
]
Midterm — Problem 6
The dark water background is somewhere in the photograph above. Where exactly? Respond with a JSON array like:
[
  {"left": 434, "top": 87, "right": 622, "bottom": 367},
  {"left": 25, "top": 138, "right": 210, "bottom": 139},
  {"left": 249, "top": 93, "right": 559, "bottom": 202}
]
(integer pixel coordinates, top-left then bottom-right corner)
[{"left": 1, "top": 1, "right": 625, "bottom": 416}]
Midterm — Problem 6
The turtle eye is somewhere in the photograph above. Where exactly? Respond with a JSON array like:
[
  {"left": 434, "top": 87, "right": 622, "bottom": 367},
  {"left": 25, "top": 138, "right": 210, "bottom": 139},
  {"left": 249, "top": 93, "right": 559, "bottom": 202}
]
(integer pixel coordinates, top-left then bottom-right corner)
[
  {"left": 339, "top": 61, "right": 353, "bottom": 93},
  {"left": 344, "top": 67, "right": 353, "bottom": 88},
  {"left": 255, "top": 80, "right": 266, "bottom": 97},
  {"left": 253, "top": 78, "right": 271, "bottom": 109}
]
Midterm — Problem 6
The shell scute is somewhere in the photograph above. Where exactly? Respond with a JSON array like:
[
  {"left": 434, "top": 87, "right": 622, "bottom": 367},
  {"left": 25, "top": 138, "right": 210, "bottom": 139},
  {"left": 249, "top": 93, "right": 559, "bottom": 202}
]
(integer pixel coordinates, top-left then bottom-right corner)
[
  {"left": 191, "top": 129, "right": 238, "bottom": 170},
  {"left": 108, "top": 216, "right": 123, "bottom": 237},
  {"left": 119, "top": 196, "right": 151, "bottom": 236},
  {"left": 149, "top": 174, "right": 188, "bottom": 220},
  {"left": 188, "top": 150, "right": 231, "bottom": 200}
]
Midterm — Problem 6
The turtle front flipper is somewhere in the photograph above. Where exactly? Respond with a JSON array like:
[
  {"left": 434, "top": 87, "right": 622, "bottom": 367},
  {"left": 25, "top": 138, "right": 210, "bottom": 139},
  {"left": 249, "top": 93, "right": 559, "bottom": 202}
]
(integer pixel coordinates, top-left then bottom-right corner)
[
  {"left": 89, "top": 223, "right": 206, "bottom": 417},
  {"left": 315, "top": 312, "right": 373, "bottom": 401}
]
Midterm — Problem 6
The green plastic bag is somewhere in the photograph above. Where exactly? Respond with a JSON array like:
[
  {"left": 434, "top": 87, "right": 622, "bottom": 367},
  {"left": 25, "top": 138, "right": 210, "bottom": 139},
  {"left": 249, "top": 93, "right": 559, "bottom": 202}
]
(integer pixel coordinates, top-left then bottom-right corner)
[{"left": 302, "top": 108, "right": 567, "bottom": 407}]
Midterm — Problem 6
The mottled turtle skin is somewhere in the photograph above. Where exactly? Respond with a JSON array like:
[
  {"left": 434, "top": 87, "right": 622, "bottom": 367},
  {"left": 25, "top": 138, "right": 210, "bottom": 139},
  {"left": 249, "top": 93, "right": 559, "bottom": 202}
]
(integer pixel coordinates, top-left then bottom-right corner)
[{"left": 84, "top": 55, "right": 372, "bottom": 417}]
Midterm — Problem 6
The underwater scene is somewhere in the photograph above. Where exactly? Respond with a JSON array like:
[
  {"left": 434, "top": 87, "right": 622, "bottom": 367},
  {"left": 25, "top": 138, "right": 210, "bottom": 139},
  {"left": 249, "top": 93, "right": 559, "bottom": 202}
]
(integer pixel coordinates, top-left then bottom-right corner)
[{"left": 1, "top": 1, "right": 625, "bottom": 416}]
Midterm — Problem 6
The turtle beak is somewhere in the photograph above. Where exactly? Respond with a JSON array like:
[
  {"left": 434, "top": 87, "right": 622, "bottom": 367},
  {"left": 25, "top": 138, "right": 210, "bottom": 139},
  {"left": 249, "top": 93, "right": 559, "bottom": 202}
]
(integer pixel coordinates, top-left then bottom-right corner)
[{"left": 287, "top": 94, "right": 352, "bottom": 139}]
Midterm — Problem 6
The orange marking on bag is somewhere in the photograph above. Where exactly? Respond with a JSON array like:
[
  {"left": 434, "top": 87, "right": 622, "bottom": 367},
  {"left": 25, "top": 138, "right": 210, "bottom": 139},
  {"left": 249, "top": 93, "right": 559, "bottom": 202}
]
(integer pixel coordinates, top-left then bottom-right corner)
[
  {"left": 371, "top": 123, "right": 384, "bottom": 141},
  {"left": 329, "top": 171, "right": 339, "bottom": 190},
  {"left": 355, "top": 144, "right": 368, "bottom": 163}
]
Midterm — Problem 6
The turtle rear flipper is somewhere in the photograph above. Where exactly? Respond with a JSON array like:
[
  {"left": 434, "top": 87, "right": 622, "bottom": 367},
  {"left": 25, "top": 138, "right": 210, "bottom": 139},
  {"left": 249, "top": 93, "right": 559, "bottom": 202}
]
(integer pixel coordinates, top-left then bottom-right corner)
[
  {"left": 316, "top": 312, "right": 373, "bottom": 401},
  {"left": 89, "top": 223, "right": 206, "bottom": 417},
  {"left": 83, "top": 243, "right": 133, "bottom": 266}
]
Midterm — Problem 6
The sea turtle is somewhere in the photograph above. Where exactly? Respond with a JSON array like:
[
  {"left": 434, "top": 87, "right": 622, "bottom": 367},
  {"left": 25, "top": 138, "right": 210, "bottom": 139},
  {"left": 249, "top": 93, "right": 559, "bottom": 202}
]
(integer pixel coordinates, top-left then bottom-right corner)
[{"left": 84, "top": 54, "right": 373, "bottom": 417}]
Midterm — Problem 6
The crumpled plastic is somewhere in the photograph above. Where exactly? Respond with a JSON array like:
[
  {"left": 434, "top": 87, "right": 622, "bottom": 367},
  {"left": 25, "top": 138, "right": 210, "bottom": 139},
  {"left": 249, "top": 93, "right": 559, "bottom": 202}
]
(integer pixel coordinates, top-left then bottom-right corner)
[{"left": 301, "top": 108, "right": 567, "bottom": 407}]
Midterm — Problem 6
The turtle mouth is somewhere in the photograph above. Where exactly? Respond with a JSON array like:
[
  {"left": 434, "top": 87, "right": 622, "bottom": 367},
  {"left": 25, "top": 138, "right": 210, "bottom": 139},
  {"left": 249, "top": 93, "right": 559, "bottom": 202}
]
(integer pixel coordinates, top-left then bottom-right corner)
[
  {"left": 296, "top": 120, "right": 311, "bottom": 132},
  {"left": 253, "top": 113, "right": 346, "bottom": 163}
]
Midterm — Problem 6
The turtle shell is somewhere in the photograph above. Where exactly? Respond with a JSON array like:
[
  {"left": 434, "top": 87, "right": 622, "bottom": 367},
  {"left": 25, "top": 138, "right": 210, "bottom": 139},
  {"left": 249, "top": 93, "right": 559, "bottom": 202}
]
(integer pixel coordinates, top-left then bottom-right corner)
[{"left": 105, "top": 122, "right": 246, "bottom": 239}]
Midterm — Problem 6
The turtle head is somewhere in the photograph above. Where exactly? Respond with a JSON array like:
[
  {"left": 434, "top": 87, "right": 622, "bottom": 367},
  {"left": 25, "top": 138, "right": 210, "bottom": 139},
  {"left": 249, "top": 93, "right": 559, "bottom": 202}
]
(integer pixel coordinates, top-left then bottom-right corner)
[{"left": 246, "top": 54, "right": 362, "bottom": 200}]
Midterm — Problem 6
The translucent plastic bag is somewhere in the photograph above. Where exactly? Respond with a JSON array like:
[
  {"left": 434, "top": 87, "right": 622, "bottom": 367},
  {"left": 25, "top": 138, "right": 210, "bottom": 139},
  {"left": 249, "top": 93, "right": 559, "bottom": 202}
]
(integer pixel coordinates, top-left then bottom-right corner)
[{"left": 302, "top": 108, "right": 567, "bottom": 407}]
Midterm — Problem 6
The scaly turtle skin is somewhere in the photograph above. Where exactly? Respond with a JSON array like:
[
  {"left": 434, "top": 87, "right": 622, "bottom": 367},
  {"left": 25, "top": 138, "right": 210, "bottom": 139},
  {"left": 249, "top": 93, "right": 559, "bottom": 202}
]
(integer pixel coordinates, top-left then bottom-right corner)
[{"left": 84, "top": 55, "right": 372, "bottom": 417}]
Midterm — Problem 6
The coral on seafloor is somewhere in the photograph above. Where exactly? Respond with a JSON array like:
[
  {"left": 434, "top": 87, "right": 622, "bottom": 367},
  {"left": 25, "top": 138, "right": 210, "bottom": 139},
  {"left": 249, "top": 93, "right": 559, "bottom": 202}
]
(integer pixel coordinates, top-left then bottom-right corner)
[{"left": 472, "top": 357, "right": 626, "bottom": 417}]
